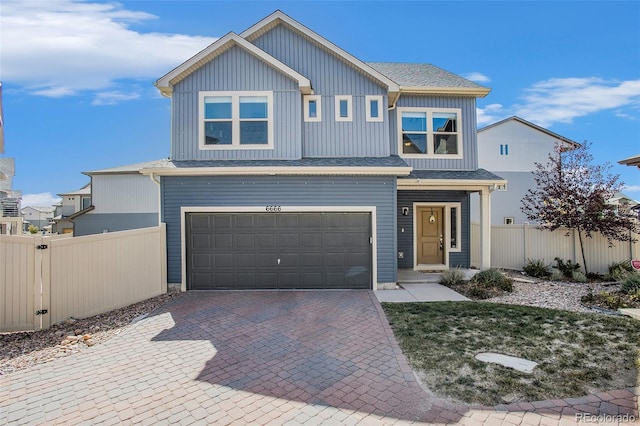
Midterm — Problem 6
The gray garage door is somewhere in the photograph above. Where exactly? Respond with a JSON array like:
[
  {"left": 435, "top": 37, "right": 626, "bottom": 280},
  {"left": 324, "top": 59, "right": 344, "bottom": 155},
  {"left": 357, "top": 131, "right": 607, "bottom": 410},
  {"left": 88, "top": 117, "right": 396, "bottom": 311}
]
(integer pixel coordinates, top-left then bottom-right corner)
[{"left": 186, "top": 212, "right": 372, "bottom": 290}]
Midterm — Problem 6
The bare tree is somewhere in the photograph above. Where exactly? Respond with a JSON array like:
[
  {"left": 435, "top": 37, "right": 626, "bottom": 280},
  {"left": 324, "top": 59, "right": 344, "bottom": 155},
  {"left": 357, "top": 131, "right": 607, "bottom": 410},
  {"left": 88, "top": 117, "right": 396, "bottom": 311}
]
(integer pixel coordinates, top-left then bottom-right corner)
[{"left": 521, "top": 141, "right": 639, "bottom": 275}]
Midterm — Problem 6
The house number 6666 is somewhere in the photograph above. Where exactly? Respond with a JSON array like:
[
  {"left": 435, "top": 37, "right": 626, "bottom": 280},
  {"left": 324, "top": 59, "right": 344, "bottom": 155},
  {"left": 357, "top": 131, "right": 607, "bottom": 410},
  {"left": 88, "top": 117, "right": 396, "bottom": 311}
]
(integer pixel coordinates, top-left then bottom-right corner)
[{"left": 265, "top": 206, "right": 282, "bottom": 212}]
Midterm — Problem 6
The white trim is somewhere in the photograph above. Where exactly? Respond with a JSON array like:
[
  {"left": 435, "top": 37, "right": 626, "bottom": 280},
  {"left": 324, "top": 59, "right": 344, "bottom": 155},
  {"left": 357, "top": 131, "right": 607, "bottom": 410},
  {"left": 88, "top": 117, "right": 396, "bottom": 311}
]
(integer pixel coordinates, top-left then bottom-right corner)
[
  {"left": 198, "top": 91, "right": 274, "bottom": 150},
  {"left": 303, "top": 95, "right": 322, "bottom": 122},
  {"left": 365, "top": 95, "right": 384, "bottom": 122},
  {"left": 412, "top": 203, "right": 461, "bottom": 270},
  {"left": 240, "top": 11, "right": 400, "bottom": 94},
  {"left": 397, "top": 180, "right": 508, "bottom": 192},
  {"left": 334, "top": 96, "right": 352, "bottom": 122},
  {"left": 155, "top": 32, "right": 312, "bottom": 96},
  {"left": 141, "top": 166, "right": 412, "bottom": 177},
  {"left": 399, "top": 86, "right": 491, "bottom": 98},
  {"left": 397, "top": 107, "right": 463, "bottom": 159},
  {"left": 180, "top": 206, "right": 378, "bottom": 291}
]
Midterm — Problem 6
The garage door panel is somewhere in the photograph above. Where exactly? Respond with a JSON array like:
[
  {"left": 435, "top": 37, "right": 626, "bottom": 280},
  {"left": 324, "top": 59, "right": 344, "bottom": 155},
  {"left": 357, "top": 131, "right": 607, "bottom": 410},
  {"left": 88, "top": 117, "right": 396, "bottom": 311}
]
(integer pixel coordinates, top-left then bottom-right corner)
[{"left": 186, "top": 212, "right": 371, "bottom": 290}]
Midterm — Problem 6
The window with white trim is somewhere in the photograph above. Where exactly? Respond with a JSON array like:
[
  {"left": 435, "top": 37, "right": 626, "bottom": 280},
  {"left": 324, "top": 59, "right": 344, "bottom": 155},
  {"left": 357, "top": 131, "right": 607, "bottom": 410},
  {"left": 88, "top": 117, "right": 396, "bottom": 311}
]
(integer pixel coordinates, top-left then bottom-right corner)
[
  {"left": 199, "top": 91, "right": 273, "bottom": 149},
  {"left": 365, "top": 95, "right": 384, "bottom": 122},
  {"left": 335, "top": 95, "right": 352, "bottom": 122},
  {"left": 398, "top": 107, "right": 462, "bottom": 158},
  {"left": 304, "top": 95, "right": 321, "bottom": 122}
]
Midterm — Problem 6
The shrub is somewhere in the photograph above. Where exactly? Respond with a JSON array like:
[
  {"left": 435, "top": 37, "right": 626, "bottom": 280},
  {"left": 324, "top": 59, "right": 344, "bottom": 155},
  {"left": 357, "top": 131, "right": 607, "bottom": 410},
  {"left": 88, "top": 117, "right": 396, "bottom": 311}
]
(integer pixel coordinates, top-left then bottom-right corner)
[
  {"left": 473, "top": 268, "right": 513, "bottom": 292},
  {"left": 523, "top": 258, "right": 551, "bottom": 278},
  {"left": 606, "top": 260, "right": 634, "bottom": 282},
  {"left": 572, "top": 271, "right": 588, "bottom": 283},
  {"left": 440, "top": 268, "right": 467, "bottom": 287},
  {"left": 621, "top": 274, "right": 640, "bottom": 295},
  {"left": 550, "top": 268, "right": 565, "bottom": 281},
  {"left": 553, "top": 257, "right": 581, "bottom": 279},
  {"left": 28, "top": 225, "right": 39, "bottom": 234}
]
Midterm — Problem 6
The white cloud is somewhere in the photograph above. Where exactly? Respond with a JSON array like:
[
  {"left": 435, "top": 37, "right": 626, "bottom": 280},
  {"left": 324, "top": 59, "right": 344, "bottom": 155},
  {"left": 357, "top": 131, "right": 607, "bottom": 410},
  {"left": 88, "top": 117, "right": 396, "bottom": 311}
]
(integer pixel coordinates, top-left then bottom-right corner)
[
  {"left": 21, "top": 192, "right": 61, "bottom": 208},
  {"left": 1, "top": 0, "right": 217, "bottom": 100},
  {"left": 476, "top": 103, "right": 507, "bottom": 127},
  {"left": 464, "top": 72, "right": 491, "bottom": 83},
  {"left": 623, "top": 185, "right": 640, "bottom": 193},
  {"left": 92, "top": 91, "right": 141, "bottom": 105},
  {"left": 514, "top": 77, "right": 640, "bottom": 127}
]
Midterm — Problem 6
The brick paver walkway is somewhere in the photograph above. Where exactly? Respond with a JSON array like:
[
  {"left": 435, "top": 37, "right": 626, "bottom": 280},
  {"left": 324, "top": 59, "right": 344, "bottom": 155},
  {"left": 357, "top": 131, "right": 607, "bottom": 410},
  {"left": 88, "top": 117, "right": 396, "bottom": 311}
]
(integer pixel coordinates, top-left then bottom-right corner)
[{"left": 1, "top": 291, "right": 638, "bottom": 425}]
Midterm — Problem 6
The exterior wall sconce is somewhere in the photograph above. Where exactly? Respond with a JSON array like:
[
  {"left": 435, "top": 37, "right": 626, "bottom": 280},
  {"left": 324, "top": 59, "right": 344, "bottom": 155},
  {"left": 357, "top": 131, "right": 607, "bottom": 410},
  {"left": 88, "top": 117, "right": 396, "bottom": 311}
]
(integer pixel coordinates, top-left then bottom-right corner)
[
  {"left": 429, "top": 208, "right": 436, "bottom": 224},
  {"left": 402, "top": 207, "right": 409, "bottom": 216}
]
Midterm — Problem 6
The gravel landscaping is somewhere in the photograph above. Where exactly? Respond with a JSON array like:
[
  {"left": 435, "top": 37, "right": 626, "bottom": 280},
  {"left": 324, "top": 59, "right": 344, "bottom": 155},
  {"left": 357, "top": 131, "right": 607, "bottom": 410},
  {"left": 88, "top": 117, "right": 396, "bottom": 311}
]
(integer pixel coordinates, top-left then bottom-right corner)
[{"left": 0, "top": 290, "right": 180, "bottom": 375}]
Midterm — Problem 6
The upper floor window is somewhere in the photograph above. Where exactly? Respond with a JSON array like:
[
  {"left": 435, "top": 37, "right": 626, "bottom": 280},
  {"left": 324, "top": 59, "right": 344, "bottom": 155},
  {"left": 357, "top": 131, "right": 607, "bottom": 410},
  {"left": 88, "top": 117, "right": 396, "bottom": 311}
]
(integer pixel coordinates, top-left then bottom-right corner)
[
  {"left": 199, "top": 91, "right": 273, "bottom": 150},
  {"left": 335, "top": 95, "right": 352, "bottom": 122},
  {"left": 304, "top": 95, "right": 322, "bottom": 122},
  {"left": 500, "top": 144, "right": 509, "bottom": 155},
  {"left": 398, "top": 107, "right": 462, "bottom": 158},
  {"left": 81, "top": 196, "right": 91, "bottom": 210},
  {"left": 366, "top": 95, "right": 384, "bottom": 122}
]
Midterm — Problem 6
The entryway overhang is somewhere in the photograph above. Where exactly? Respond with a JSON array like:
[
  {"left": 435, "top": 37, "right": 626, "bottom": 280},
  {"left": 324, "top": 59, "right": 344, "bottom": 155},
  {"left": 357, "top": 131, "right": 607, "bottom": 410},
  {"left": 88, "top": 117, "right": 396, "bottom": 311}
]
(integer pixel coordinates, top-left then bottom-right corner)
[{"left": 397, "top": 169, "right": 507, "bottom": 270}]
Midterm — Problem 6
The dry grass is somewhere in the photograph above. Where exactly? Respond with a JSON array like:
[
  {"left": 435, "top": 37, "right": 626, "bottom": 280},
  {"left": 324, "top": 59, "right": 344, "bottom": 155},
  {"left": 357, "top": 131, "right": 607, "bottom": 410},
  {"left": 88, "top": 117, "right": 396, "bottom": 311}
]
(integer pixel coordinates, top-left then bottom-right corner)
[{"left": 382, "top": 301, "right": 640, "bottom": 406}]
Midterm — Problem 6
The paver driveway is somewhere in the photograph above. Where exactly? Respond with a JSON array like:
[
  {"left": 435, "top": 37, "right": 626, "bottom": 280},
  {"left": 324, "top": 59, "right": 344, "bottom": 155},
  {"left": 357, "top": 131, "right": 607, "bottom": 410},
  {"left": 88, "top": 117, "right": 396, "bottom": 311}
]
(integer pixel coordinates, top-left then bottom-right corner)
[{"left": 1, "top": 291, "right": 638, "bottom": 425}]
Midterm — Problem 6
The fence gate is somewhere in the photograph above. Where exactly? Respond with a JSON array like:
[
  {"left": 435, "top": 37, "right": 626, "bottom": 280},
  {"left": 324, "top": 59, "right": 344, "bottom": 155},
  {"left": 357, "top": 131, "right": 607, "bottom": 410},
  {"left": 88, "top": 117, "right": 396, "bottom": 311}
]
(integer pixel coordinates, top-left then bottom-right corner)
[{"left": 0, "top": 235, "right": 51, "bottom": 332}]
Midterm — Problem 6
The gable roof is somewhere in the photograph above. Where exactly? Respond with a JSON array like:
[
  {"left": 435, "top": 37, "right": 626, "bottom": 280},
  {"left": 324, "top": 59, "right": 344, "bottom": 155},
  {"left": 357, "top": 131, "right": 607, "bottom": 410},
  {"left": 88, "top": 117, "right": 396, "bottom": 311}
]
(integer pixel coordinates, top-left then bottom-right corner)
[
  {"left": 155, "top": 32, "right": 312, "bottom": 97},
  {"left": 84, "top": 159, "right": 172, "bottom": 175},
  {"left": 367, "top": 62, "right": 490, "bottom": 97},
  {"left": 58, "top": 183, "right": 91, "bottom": 197},
  {"left": 478, "top": 116, "right": 580, "bottom": 149},
  {"left": 240, "top": 10, "right": 400, "bottom": 96}
]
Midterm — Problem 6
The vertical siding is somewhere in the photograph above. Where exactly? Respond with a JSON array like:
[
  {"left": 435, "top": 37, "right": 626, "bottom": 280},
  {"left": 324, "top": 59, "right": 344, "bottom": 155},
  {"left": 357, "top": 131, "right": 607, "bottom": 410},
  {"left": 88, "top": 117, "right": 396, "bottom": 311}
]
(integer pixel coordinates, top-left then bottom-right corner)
[
  {"left": 73, "top": 213, "right": 158, "bottom": 236},
  {"left": 252, "top": 25, "right": 390, "bottom": 157},
  {"left": 390, "top": 95, "right": 478, "bottom": 170},
  {"left": 92, "top": 174, "right": 158, "bottom": 214},
  {"left": 0, "top": 236, "right": 35, "bottom": 331},
  {"left": 172, "top": 46, "right": 302, "bottom": 161},
  {"left": 397, "top": 190, "right": 470, "bottom": 268},
  {"left": 161, "top": 176, "right": 396, "bottom": 284}
]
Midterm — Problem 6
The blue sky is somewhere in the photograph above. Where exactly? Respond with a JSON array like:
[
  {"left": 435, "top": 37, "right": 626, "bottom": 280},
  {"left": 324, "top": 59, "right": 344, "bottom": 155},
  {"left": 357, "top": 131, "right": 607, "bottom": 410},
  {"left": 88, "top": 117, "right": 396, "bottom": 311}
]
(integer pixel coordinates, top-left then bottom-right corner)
[{"left": 1, "top": 0, "right": 639, "bottom": 207}]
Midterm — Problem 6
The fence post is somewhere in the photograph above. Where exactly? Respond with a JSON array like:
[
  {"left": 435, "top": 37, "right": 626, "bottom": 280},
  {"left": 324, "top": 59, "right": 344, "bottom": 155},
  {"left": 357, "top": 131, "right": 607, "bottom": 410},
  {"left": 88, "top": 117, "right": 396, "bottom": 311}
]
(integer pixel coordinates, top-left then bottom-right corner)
[{"left": 33, "top": 236, "right": 51, "bottom": 331}]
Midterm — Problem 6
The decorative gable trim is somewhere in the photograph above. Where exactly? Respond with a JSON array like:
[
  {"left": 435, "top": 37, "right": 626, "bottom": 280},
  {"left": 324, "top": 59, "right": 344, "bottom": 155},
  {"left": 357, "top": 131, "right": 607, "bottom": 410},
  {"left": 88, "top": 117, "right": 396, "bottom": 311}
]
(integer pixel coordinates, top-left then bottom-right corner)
[
  {"left": 240, "top": 10, "right": 400, "bottom": 96},
  {"left": 155, "top": 32, "right": 312, "bottom": 97}
]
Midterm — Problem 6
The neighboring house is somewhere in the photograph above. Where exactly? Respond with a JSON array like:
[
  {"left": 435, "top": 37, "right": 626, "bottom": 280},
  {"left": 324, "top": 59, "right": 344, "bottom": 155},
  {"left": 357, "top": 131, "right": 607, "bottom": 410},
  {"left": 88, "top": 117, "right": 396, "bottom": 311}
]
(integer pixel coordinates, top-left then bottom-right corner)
[
  {"left": 51, "top": 183, "right": 91, "bottom": 234},
  {"left": 0, "top": 158, "right": 23, "bottom": 234},
  {"left": 104, "top": 10, "right": 505, "bottom": 291},
  {"left": 71, "top": 160, "right": 162, "bottom": 236},
  {"left": 472, "top": 116, "right": 579, "bottom": 225},
  {"left": 21, "top": 206, "right": 55, "bottom": 231},
  {"left": 619, "top": 154, "right": 640, "bottom": 169}
]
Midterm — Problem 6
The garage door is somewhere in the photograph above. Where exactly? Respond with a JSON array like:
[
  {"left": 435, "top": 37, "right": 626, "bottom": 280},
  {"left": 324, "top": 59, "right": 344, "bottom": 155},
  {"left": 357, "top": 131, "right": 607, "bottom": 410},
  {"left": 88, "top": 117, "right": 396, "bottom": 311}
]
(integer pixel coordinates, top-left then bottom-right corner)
[{"left": 186, "top": 212, "right": 372, "bottom": 290}]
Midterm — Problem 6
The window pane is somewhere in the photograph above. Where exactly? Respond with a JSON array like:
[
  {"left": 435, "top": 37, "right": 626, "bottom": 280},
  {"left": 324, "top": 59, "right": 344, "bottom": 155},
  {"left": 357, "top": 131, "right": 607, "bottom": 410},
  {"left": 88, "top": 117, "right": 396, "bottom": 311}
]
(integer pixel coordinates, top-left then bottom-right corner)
[
  {"left": 240, "top": 121, "right": 268, "bottom": 144},
  {"left": 450, "top": 207, "right": 457, "bottom": 249},
  {"left": 432, "top": 112, "right": 457, "bottom": 132},
  {"left": 204, "top": 96, "right": 232, "bottom": 119},
  {"left": 370, "top": 100, "right": 379, "bottom": 118},
  {"left": 402, "top": 112, "right": 426, "bottom": 132},
  {"left": 240, "top": 96, "right": 268, "bottom": 118},
  {"left": 308, "top": 100, "right": 317, "bottom": 118},
  {"left": 339, "top": 99, "right": 349, "bottom": 117},
  {"left": 402, "top": 133, "right": 427, "bottom": 154},
  {"left": 204, "top": 122, "right": 232, "bottom": 145},
  {"left": 433, "top": 135, "right": 458, "bottom": 155}
]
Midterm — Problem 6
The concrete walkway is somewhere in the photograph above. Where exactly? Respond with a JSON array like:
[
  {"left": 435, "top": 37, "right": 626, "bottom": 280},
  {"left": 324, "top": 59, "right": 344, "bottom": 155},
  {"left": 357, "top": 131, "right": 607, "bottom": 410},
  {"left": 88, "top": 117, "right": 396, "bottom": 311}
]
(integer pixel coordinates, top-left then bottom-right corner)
[
  {"left": 1, "top": 291, "right": 638, "bottom": 425},
  {"left": 376, "top": 269, "right": 473, "bottom": 303}
]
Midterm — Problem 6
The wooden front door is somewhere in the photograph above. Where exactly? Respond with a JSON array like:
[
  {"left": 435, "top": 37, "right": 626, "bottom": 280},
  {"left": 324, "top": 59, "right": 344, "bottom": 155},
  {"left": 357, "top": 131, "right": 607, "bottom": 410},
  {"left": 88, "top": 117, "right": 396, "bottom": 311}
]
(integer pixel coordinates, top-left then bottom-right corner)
[{"left": 416, "top": 206, "right": 444, "bottom": 265}]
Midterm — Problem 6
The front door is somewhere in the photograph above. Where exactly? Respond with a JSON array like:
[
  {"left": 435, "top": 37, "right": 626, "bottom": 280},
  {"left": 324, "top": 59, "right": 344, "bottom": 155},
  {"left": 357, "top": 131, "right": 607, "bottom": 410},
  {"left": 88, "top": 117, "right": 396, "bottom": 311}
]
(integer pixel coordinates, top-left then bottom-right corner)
[{"left": 416, "top": 206, "right": 444, "bottom": 265}]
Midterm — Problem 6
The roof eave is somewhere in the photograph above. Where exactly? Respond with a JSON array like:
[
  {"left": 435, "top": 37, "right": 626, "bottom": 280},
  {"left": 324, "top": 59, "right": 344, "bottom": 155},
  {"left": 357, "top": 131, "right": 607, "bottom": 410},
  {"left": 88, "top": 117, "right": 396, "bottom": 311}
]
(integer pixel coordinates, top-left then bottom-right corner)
[
  {"left": 400, "top": 86, "right": 491, "bottom": 98},
  {"left": 140, "top": 166, "right": 413, "bottom": 177}
]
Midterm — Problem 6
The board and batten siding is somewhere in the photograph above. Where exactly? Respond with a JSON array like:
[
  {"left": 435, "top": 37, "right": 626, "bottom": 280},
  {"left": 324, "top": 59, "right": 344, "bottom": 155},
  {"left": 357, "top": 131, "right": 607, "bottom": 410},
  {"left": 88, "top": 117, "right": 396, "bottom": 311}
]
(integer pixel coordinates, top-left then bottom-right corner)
[
  {"left": 171, "top": 46, "right": 302, "bottom": 161},
  {"left": 251, "top": 24, "right": 390, "bottom": 158},
  {"left": 397, "top": 190, "right": 470, "bottom": 268},
  {"left": 161, "top": 175, "right": 397, "bottom": 285},
  {"left": 391, "top": 95, "right": 479, "bottom": 170}
]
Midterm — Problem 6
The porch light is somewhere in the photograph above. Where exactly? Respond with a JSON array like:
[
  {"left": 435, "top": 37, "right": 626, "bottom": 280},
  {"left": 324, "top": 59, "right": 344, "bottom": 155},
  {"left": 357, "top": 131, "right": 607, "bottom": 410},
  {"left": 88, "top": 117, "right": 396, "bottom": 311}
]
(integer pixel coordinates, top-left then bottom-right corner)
[{"left": 429, "top": 208, "right": 436, "bottom": 224}]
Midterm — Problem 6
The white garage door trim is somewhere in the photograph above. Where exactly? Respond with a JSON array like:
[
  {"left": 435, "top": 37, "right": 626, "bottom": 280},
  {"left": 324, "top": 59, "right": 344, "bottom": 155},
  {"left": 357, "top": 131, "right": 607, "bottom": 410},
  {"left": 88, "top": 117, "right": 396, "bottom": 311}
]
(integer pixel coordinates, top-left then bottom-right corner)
[{"left": 180, "top": 206, "right": 378, "bottom": 291}]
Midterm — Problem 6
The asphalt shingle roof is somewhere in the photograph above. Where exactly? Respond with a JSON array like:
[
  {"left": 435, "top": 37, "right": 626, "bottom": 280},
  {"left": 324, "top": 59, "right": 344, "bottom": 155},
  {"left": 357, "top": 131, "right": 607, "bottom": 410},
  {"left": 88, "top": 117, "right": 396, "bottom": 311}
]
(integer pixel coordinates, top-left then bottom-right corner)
[
  {"left": 367, "top": 62, "right": 487, "bottom": 90},
  {"left": 402, "top": 169, "right": 505, "bottom": 181},
  {"left": 85, "top": 159, "right": 172, "bottom": 174},
  {"left": 166, "top": 156, "right": 410, "bottom": 168}
]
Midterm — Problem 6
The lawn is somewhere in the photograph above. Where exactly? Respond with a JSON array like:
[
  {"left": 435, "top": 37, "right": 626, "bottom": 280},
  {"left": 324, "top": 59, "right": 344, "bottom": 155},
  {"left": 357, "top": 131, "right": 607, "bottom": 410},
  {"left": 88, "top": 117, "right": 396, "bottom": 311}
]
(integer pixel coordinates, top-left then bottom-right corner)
[{"left": 382, "top": 301, "right": 640, "bottom": 406}]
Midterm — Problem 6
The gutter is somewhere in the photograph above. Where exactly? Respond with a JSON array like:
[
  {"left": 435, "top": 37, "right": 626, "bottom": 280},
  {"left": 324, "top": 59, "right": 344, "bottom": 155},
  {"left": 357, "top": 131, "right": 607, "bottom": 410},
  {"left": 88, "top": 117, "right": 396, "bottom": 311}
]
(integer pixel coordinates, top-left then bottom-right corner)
[{"left": 139, "top": 166, "right": 413, "bottom": 177}]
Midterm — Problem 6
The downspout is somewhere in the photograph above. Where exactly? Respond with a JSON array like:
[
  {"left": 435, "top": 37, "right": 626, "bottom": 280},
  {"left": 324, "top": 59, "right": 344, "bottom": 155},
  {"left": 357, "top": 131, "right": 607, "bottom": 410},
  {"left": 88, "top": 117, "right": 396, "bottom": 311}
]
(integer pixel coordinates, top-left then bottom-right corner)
[{"left": 149, "top": 172, "right": 162, "bottom": 226}]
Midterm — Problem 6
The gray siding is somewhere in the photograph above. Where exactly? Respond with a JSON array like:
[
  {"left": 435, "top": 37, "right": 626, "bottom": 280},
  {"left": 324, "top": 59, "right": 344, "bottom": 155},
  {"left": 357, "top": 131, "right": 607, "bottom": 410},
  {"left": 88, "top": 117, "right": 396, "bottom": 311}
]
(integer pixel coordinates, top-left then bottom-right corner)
[
  {"left": 73, "top": 213, "right": 158, "bottom": 236},
  {"left": 252, "top": 25, "right": 390, "bottom": 157},
  {"left": 161, "top": 176, "right": 396, "bottom": 284},
  {"left": 397, "top": 190, "right": 470, "bottom": 268},
  {"left": 470, "top": 171, "right": 535, "bottom": 225},
  {"left": 171, "top": 46, "right": 302, "bottom": 161},
  {"left": 91, "top": 174, "right": 158, "bottom": 214},
  {"left": 391, "top": 95, "right": 478, "bottom": 170}
]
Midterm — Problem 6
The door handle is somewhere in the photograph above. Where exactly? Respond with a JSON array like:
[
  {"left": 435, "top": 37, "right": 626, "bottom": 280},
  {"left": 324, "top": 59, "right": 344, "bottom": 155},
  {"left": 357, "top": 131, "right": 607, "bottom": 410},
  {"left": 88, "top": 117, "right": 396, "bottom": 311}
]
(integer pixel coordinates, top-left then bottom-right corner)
[{"left": 277, "top": 258, "right": 281, "bottom": 265}]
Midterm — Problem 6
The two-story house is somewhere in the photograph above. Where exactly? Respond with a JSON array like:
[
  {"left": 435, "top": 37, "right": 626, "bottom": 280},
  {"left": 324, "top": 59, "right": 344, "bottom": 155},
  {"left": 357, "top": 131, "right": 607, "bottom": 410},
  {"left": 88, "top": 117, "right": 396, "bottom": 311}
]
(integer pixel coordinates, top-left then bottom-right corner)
[
  {"left": 21, "top": 206, "right": 55, "bottom": 232},
  {"left": 473, "top": 116, "right": 579, "bottom": 225},
  {"left": 131, "top": 10, "right": 505, "bottom": 291},
  {"left": 51, "top": 183, "right": 92, "bottom": 234}
]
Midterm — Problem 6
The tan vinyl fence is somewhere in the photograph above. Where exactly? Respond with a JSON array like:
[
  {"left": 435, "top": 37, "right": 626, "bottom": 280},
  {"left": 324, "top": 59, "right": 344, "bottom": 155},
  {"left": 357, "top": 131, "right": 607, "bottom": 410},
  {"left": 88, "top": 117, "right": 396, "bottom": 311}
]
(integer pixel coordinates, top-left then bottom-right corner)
[
  {"left": 471, "top": 223, "right": 640, "bottom": 274},
  {"left": 0, "top": 225, "right": 167, "bottom": 332}
]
